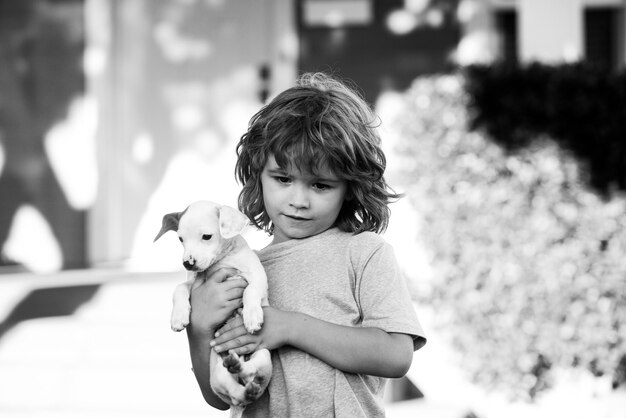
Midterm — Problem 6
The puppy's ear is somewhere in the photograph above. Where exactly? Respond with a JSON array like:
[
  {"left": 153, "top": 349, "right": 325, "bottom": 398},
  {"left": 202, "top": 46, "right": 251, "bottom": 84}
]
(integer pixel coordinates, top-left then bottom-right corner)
[
  {"left": 218, "top": 205, "right": 249, "bottom": 239},
  {"left": 154, "top": 212, "right": 182, "bottom": 242}
]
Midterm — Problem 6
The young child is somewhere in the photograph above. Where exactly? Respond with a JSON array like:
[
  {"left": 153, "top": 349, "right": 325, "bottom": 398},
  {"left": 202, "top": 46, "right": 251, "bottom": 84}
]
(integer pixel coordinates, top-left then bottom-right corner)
[{"left": 186, "top": 72, "right": 426, "bottom": 417}]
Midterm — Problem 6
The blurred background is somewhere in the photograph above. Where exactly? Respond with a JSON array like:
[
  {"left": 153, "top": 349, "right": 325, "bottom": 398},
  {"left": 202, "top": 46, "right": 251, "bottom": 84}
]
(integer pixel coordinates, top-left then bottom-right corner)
[{"left": 1, "top": 0, "right": 625, "bottom": 417}]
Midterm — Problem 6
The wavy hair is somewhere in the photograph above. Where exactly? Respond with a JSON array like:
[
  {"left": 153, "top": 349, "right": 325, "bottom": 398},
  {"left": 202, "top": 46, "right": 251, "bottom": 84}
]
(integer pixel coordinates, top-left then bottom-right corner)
[{"left": 235, "top": 72, "right": 401, "bottom": 235}]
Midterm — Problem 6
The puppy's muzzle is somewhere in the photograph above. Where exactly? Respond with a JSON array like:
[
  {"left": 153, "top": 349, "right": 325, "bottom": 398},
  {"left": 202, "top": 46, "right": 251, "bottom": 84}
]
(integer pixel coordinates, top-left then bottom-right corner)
[{"left": 183, "top": 259, "right": 197, "bottom": 271}]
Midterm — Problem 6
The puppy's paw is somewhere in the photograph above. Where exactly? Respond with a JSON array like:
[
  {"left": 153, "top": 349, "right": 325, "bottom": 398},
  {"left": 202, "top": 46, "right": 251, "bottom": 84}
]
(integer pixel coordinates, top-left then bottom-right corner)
[
  {"left": 242, "top": 304, "right": 264, "bottom": 334},
  {"left": 170, "top": 317, "right": 189, "bottom": 332},
  {"left": 170, "top": 305, "right": 191, "bottom": 332},
  {"left": 223, "top": 352, "right": 242, "bottom": 375},
  {"left": 244, "top": 380, "right": 262, "bottom": 402}
]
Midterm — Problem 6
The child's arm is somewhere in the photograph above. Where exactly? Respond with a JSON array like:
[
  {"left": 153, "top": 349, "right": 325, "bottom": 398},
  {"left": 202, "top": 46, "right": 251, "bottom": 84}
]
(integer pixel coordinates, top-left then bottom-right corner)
[
  {"left": 186, "top": 268, "right": 248, "bottom": 410},
  {"left": 211, "top": 306, "right": 414, "bottom": 378}
]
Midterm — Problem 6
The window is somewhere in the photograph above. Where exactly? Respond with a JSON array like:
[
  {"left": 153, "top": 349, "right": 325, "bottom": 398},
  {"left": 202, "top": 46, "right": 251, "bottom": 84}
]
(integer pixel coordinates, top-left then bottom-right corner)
[
  {"left": 584, "top": 7, "right": 622, "bottom": 70},
  {"left": 495, "top": 9, "right": 518, "bottom": 65}
]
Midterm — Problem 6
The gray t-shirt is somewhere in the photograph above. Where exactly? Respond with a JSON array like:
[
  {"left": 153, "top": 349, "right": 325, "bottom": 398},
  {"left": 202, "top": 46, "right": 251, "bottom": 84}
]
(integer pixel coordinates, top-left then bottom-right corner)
[{"left": 243, "top": 228, "right": 426, "bottom": 417}]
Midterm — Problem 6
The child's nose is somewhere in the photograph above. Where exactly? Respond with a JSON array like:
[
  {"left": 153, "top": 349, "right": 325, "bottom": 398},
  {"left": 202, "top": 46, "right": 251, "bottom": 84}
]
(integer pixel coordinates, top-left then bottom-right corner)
[{"left": 289, "top": 185, "right": 310, "bottom": 209}]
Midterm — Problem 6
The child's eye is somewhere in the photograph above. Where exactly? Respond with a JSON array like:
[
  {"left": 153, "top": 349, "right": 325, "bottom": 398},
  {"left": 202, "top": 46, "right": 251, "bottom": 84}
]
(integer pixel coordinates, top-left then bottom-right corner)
[
  {"left": 275, "top": 176, "right": 291, "bottom": 184},
  {"left": 202, "top": 234, "right": 212, "bottom": 241},
  {"left": 313, "top": 183, "right": 332, "bottom": 191}
]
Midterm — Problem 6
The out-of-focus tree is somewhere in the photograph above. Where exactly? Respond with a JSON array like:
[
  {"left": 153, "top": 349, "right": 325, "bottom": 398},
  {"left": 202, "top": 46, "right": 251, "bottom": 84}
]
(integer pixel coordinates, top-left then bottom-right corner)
[{"left": 390, "top": 72, "right": 626, "bottom": 400}]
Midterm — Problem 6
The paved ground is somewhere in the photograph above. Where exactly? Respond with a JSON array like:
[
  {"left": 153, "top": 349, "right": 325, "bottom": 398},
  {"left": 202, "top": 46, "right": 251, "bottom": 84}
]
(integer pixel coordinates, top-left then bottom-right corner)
[
  {"left": 3, "top": 270, "right": 621, "bottom": 418},
  {"left": 0, "top": 269, "right": 438, "bottom": 418},
  {"left": 0, "top": 270, "right": 217, "bottom": 417}
]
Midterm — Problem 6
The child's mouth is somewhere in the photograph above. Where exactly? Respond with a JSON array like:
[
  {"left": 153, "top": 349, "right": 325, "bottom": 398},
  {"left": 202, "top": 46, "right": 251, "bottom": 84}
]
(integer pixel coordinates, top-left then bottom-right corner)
[{"left": 284, "top": 214, "right": 310, "bottom": 221}]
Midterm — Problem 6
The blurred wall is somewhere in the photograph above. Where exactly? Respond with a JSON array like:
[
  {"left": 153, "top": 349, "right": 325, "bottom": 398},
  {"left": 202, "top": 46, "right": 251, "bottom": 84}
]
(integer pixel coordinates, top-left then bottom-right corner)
[
  {"left": 87, "top": 0, "right": 296, "bottom": 270},
  {"left": 506, "top": 0, "right": 626, "bottom": 66},
  {"left": 519, "top": 0, "right": 583, "bottom": 63},
  {"left": 2, "top": 0, "right": 624, "bottom": 273},
  {"left": 0, "top": 0, "right": 88, "bottom": 271},
  {"left": 298, "top": 0, "right": 460, "bottom": 105}
]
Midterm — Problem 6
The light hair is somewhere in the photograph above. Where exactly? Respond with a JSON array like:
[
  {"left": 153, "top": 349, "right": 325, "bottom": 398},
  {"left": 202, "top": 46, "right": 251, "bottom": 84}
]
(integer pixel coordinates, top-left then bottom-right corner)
[{"left": 235, "top": 72, "right": 401, "bottom": 235}]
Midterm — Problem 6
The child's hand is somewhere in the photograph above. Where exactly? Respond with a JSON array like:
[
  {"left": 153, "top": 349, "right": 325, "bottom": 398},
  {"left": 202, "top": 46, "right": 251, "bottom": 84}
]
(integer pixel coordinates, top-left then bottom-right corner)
[
  {"left": 210, "top": 306, "right": 288, "bottom": 355},
  {"left": 189, "top": 268, "right": 248, "bottom": 336}
]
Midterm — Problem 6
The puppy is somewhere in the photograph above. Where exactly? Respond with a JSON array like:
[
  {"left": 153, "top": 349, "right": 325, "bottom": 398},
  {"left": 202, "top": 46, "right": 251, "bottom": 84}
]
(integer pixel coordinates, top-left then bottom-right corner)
[{"left": 154, "top": 201, "right": 272, "bottom": 415}]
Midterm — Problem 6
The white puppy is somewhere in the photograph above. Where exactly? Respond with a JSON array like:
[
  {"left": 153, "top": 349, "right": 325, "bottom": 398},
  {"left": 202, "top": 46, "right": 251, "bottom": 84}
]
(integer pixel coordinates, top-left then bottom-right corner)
[{"left": 154, "top": 201, "right": 272, "bottom": 415}]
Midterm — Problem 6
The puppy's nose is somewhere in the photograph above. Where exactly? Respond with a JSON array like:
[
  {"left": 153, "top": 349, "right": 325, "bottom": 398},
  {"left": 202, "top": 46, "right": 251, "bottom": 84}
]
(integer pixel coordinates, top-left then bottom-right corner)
[{"left": 183, "top": 260, "right": 195, "bottom": 270}]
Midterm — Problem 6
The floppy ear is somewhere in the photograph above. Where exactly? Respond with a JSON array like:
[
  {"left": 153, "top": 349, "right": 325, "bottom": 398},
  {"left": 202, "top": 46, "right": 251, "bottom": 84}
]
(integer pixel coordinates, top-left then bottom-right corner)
[
  {"left": 154, "top": 212, "right": 182, "bottom": 242},
  {"left": 218, "top": 205, "right": 249, "bottom": 239}
]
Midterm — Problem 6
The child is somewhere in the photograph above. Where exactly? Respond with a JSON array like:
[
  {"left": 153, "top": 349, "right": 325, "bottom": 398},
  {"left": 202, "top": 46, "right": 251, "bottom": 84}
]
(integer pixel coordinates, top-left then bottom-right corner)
[{"left": 186, "top": 72, "right": 426, "bottom": 417}]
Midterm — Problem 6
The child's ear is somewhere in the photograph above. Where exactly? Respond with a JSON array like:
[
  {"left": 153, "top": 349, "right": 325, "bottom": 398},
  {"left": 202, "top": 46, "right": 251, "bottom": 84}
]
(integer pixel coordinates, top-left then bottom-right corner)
[{"left": 218, "top": 205, "right": 249, "bottom": 239}]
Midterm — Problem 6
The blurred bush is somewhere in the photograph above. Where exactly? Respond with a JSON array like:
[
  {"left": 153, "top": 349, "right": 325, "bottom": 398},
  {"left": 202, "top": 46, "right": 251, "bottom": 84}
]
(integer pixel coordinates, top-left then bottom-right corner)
[
  {"left": 393, "top": 72, "right": 626, "bottom": 401},
  {"left": 464, "top": 62, "right": 626, "bottom": 195}
]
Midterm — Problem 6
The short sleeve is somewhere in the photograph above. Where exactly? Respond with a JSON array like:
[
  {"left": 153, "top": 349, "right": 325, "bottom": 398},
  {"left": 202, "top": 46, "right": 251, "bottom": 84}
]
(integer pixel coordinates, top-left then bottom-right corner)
[{"left": 353, "top": 238, "right": 426, "bottom": 351}]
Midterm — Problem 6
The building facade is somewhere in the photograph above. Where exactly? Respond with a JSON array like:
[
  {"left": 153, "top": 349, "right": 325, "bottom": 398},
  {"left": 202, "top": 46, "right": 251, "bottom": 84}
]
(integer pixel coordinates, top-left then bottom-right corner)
[{"left": 1, "top": 0, "right": 624, "bottom": 272}]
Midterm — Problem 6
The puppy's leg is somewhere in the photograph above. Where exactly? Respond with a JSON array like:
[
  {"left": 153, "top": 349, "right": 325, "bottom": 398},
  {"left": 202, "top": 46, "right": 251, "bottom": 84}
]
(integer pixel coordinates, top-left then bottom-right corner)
[
  {"left": 218, "top": 350, "right": 269, "bottom": 406},
  {"left": 230, "top": 406, "right": 245, "bottom": 418},
  {"left": 242, "top": 349, "right": 272, "bottom": 388},
  {"left": 171, "top": 273, "right": 195, "bottom": 331},
  {"left": 223, "top": 349, "right": 272, "bottom": 387},
  {"left": 222, "top": 351, "right": 244, "bottom": 375},
  {"left": 243, "top": 379, "right": 262, "bottom": 404},
  {"left": 211, "top": 351, "right": 253, "bottom": 407},
  {"left": 241, "top": 281, "right": 266, "bottom": 333}
]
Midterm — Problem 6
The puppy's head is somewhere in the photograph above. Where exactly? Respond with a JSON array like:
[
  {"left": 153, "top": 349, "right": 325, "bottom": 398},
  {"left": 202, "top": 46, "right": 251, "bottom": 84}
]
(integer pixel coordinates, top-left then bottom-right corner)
[{"left": 154, "top": 201, "right": 249, "bottom": 271}]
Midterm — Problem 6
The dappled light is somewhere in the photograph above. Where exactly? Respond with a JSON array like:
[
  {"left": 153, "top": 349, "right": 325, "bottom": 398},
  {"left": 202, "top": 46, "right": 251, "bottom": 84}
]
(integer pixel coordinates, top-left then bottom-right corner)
[
  {"left": 0, "top": 95, "right": 94, "bottom": 269},
  {"left": 154, "top": 18, "right": 213, "bottom": 63},
  {"left": 453, "top": 0, "right": 499, "bottom": 66},
  {"left": 386, "top": 9, "right": 419, "bottom": 35},
  {"left": 385, "top": 0, "right": 451, "bottom": 35},
  {"left": 0, "top": 0, "right": 88, "bottom": 270},
  {"left": 2, "top": 205, "right": 62, "bottom": 273},
  {"left": 127, "top": 67, "right": 269, "bottom": 272},
  {"left": 44, "top": 96, "right": 99, "bottom": 210},
  {"left": 390, "top": 73, "right": 626, "bottom": 414}
]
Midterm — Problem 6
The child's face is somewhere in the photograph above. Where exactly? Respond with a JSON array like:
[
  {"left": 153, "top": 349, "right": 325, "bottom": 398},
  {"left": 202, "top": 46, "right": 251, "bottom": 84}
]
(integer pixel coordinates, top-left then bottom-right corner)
[{"left": 260, "top": 154, "right": 347, "bottom": 244}]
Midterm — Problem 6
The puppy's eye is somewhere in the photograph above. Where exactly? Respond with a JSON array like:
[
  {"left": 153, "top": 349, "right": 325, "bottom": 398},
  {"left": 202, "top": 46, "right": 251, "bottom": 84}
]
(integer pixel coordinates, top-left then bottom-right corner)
[
  {"left": 202, "top": 234, "right": 212, "bottom": 241},
  {"left": 178, "top": 237, "right": 183, "bottom": 243}
]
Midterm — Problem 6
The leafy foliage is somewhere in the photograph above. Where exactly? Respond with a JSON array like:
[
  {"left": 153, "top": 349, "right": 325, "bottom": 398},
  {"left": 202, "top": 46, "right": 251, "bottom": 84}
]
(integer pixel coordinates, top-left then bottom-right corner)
[
  {"left": 391, "top": 73, "right": 626, "bottom": 401},
  {"left": 464, "top": 63, "right": 626, "bottom": 195}
]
